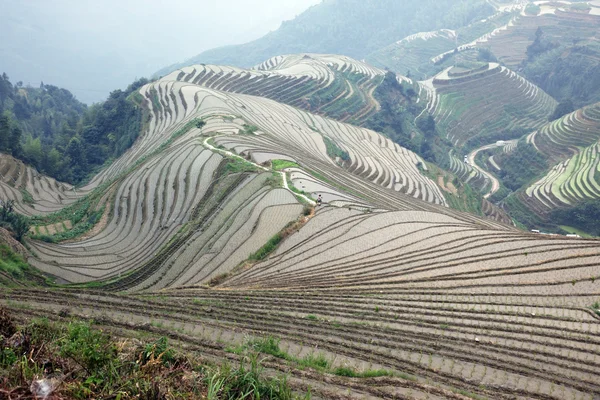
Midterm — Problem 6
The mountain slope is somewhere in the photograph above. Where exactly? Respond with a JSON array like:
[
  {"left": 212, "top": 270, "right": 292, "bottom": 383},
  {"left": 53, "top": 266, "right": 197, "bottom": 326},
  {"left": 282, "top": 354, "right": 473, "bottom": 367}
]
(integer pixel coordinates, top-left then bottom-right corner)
[
  {"left": 154, "top": 0, "right": 495, "bottom": 77},
  {"left": 2, "top": 52, "right": 600, "bottom": 399},
  {"left": 521, "top": 102, "right": 600, "bottom": 212},
  {"left": 164, "top": 54, "right": 386, "bottom": 125},
  {"left": 483, "top": 3, "right": 600, "bottom": 107}
]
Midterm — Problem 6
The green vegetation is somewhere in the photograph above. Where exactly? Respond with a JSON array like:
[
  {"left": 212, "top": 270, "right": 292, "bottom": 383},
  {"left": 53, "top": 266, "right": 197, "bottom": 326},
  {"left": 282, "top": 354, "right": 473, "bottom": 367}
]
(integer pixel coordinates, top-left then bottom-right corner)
[
  {"left": 365, "top": 71, "right": 423, "bottom": 155},
  {"left": 549, "top": 99, "right": 575, "bottom": 122},
  {"left": 523, "top": 28, "right": 600, "bottom": 107},
  {"left": 504, "top": 194, "right": 543, "bottom": 229},
  {"left": 0, "top": 74, "right": 150, "bottom": 184},
  {"left": 322, "top": 136, "right": 349, "bottom": 162},
  {"left": 229, "top": 335, "right": 400, "bottom": 380},
  {"left": 463, "top": 127, "right": 527, "bottom": 154},
  {"left": 204, "top": 353, "right": 300, "bottom": 399},
  {"left": 0, "top": 245, "right": 29, "bottom": 279},
  {"left": 241, "top": 124, "right": 259, "bottom": 135},
  {"left": 0, "top": 312, "right": 301, "bottom": 399},
  {"left": 223, "top": 158, "right": 260, "bottom": 175},
  {"left": 29, "top": 116, "right": 206, "bottom": 243},
  {"left": 19, "top": 189, "right": 34, "bottom": 205},
  {"left": 0, "top": 199, "right": 30, "bottom": 242},
  {"left": 495, "top": 143, "right": 547, "bottom": 191},
  {"left": 559, "top": 225, "right": 594, "bottom": 239},
  {"left": 333, "top": 367, "right": 397, "bottom": 379},
  {"left": 551, "top": 200, "right": 600, "bottom": 236},
  {"left": 31, "top": 206, "right": 104, "bottom": 243},
  {"left": 271, "top": 159, "right": 300, "bottom": 171},
  {"left": 249, "top": 233, "right": 283, "bottom": 261}
]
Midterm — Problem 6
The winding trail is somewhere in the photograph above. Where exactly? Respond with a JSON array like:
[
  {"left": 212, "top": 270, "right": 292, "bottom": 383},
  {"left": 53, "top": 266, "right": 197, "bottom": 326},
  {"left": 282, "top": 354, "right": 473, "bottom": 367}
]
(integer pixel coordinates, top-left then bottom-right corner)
[
  {"left": 202, "top": 136, "right": 316, "bottom": 205},
  {"left": 467, "top": 143, "right": 501, "bottom": 199}
]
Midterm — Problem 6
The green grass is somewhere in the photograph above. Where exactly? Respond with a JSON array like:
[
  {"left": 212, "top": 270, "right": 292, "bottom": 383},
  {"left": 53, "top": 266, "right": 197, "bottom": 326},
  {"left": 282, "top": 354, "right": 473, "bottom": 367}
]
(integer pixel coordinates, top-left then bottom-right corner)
[
  {"left": 272, "top": 159, "right": 300, "bottom": 171},
  {"left": 31, "top": 206, "right": 105, "bottom": 243},
  {"left": 248, "top": 233, "right": 283, "bottom": 261},
  {"left": 322, "top": 136, "right": 350, "bottom": 162},
  {"left": 558, "top": 225, "right": 595, "bottom": 238},
  {"left": 0, "top": 245, "right": 30, "bottom": 279},
  {"left": 333, "top": 367, "right": 397, "bottom": 378},
  {"left": 223, "top": 158, "right": 260, "bottom": 175},
  {"left": 19, "top": 189, "right": 34, "bottom": 205},
  {"left": 298, "top": 353, "right": 330, "bottom": 371},
  {"left": 228, "top": 335, "right": 407, "bottom": 381},
  {"left": 241, "top": 124, "right": 259, "bottom": 135},
  {"left": 1, "top": 315, "right": 303, "bottom": 399}
]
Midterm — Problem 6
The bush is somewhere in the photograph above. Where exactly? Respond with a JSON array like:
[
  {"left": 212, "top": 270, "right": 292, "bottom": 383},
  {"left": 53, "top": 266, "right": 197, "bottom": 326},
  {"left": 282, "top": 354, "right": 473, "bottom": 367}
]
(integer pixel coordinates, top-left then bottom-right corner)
[
  {"left": 0, "top": 245, "right": 30, "bottom": 278},
  {"left": 59, "top": 321, "right": 116, "bottom": 373},
  {"left": 0, "top": 199, "right": 31, "bottom": 242},
  {"left": 323, "top": 136, "right": 350, "bottom": 162}
]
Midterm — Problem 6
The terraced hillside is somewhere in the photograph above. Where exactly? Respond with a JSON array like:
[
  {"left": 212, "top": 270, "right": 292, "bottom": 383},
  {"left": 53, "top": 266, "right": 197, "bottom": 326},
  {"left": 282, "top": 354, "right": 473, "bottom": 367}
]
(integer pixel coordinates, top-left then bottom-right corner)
[
  {"left": 419, "top": 63, "right": 556, "bottom": 148},
  {"left": 368, "top": 10, "right": 518, "bottom": 79},
  {"left": 366, "top": 29, "right": 458, "bottom": 78},
  {"left": 22, "top": 69, "right": 450, "bottom": 290},
  {"left": 484, "top": 4, "right": 600, "bottom": 69},
  {"left": 3, "top": 50, "right": 600, "bottom": 399},
  {"left": 0, "top": 154, "right": 81, "bottom": 216},
  {"left": 521, "top": 102, "right": 600, "bottom": 212},
  {"left": 162, "top": 54, "right": 386, "bottom": 126},
  {"left": 5, "top": 208, "right": 600, "bottom": 399}
]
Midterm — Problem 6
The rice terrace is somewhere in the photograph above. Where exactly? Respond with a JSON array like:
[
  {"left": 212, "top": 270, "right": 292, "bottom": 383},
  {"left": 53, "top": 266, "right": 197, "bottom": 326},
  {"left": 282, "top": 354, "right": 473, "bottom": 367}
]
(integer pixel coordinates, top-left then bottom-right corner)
[{"left": 1, "top": 0, "right": 600, "bottom": 399}]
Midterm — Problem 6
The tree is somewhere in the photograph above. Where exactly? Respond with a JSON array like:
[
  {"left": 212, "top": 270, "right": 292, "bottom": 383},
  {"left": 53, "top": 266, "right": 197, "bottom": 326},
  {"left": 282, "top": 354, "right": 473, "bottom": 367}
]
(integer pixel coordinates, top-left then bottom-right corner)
[
  {"left": 66, "top": 136, "right": 88, "bottom": 182},
  {"left": 549, "top": 99, "right": 575, "bottom": 121},
  {"left": 9, "top": 126, "right": 23, "bottom": 158},
  {"left": 0, "top": 115, "right": 9, "bottom": 152}
]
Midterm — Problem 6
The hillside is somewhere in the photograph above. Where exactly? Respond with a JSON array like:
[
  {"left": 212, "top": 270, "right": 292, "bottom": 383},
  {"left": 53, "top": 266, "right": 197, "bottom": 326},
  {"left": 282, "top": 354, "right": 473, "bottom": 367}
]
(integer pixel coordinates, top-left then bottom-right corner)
[
  {"left": 2, "top": 49, "right": 600, "bottom": 399},
  {"left": 154, "top": 0, "right": 496, "bottom": 77},
  {"left": 165, "top": 54, "right": 386, "bottom": 125},
  {"left": 419, "top": 63, "right": 556, "bottom": 150},
  {"left": 521, "top": 102, "right": 600, "bottom": 212},
  {"left": 22, "top": 68, "right": 450, "bottom": 289},
  {"left": 482, "top": 2, "right": 600, "bottom": 107},
  {"left": 0, "top": 74, "right": 148, "bottom": 184},
  {"left": 367, "top": 9, "right": 518, "bottom": 79}
]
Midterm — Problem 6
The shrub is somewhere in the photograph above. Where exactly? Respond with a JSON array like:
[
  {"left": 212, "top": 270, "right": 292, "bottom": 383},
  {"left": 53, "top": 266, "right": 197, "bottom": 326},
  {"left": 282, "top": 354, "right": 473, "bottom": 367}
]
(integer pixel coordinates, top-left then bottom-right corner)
[
  {"left": 0, "top": 245, "right": 30, "bottom": 279},
  {"left": 59, "top": 321, "right": 116, "bottom": 373},
  {"left": 249, "top": 233, "right": 283, "bottom": 261}
]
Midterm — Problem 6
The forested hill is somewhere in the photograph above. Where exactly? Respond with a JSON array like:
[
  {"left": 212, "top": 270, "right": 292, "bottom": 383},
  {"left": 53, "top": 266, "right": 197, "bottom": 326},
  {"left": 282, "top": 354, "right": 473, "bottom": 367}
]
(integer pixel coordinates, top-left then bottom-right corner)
[
  {"left": 155, "top": 0, "right": 494, "bottom": 76},
  {"left": 0, "top": 74, "right": 148, "bottom": 184}
]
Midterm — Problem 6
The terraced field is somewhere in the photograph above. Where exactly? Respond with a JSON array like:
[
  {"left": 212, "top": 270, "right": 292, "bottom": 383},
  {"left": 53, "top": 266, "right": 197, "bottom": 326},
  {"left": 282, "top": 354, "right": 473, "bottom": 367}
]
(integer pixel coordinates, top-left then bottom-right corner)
[
  {"left": 367, "top": 9, "right": 518, "bottom": 79},
  {"left": 3, "top": 53, "right": 600, "bottom": 399},
  {"left": 484, "top": 6, "right": 600, "bottom": 68},
  {"left": 17, "top": 64, "right": 450, "bottom": 290},
  {"left": 5, "top": 216, "right": 600, "bottom": 399},
  {"left": 163, "top": 54, "right": 387, "bottom": 126},
  {"left": 0, "top": 154, "right": 81, "bottom": 216},
  {"left": 420, "top": 63, "right": 556, "bottom": 148},
  {"left": 522, "top": 103, "right": 600, "bottom": 211}
]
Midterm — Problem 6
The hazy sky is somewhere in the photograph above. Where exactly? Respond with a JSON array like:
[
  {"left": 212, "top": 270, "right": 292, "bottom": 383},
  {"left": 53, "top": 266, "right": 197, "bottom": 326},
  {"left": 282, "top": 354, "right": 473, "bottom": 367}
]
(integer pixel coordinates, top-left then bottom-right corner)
[{"left": 0, "top": 0, "right": 321, "bottom": 104}]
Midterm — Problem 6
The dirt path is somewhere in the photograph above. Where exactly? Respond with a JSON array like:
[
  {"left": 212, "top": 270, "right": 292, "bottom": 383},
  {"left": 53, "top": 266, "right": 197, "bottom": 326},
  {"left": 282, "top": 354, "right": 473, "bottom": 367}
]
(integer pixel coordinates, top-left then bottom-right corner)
[
  {"left": 467, "top": 143, "right": 501, "bottom": 199},
  {"left": 202, "top": 136, "right": 316, "bottom": 205}
]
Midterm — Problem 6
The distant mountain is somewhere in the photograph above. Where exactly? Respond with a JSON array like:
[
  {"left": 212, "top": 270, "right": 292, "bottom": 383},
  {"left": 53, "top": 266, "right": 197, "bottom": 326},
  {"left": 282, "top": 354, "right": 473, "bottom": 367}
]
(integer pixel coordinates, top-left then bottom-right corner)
[{"left": 155, "top": 0, "right": 495, "bottom": 77}]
